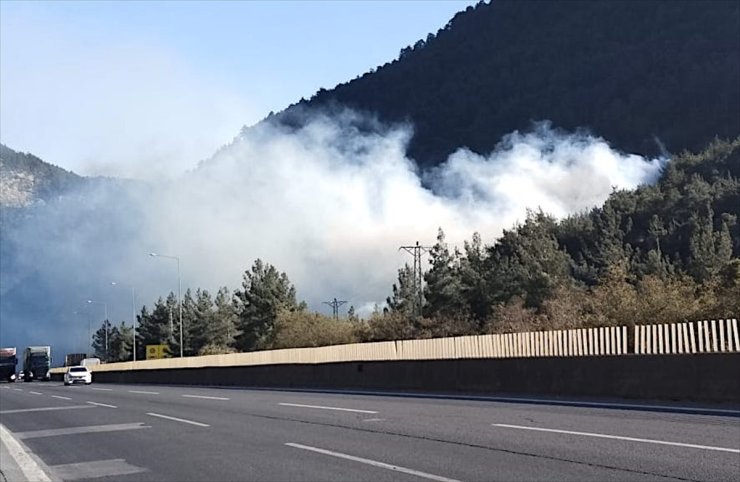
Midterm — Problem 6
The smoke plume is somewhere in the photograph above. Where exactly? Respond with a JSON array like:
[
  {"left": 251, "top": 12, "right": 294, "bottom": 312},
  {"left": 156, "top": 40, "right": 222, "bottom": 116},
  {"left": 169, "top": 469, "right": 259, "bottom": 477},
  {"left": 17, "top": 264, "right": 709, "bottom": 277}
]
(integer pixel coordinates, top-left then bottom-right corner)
[{"left": 0, "top": 111, "right": 665, "bottom": 359}]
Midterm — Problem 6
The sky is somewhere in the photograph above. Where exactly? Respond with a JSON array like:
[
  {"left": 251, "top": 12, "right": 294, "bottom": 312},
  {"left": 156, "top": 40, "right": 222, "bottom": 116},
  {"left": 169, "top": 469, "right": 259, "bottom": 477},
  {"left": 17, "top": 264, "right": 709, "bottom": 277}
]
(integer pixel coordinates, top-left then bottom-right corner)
[{"left": 1, "top": 0, "right": 478, "bottom": 178}]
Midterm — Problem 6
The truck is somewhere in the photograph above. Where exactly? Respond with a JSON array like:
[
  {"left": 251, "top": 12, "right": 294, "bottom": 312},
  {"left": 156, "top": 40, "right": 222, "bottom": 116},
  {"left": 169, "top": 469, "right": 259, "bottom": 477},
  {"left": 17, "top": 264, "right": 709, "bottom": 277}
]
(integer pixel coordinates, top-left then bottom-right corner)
[
  {"left": 0, "top": 347, "right": 18, "bottom": 382},
  {"left": 23, "top": 346, "right": 51, "bottom": 381},
  {"left": 64, "top": 353, "right": 87, "bottom": 367},
  {"left": 80, "top": 358, "right": 101, "bottom": 368}
]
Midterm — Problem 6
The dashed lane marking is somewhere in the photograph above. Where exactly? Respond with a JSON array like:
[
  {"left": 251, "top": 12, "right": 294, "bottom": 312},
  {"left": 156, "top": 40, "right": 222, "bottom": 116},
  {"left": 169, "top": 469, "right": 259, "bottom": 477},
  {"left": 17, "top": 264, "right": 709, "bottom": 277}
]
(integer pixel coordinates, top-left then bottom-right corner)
[
  {"left": 279, "top": 402, "right": 377, "bottom": 414},
  {"left": 29, "top": 391, "right": 43, "bottom": 395},
  {"left": 182, "top": 394, "right": 229, "bottom": 400},
  {"left": 86, "top": 401, "right": 117, "bottom": 408},
  {"left": 492, "top": 424, "right": 740, "bottom": 454},
  {"left": 285, "top": 443, "right": 460, "bottom": 482},
  {"left": 147, "top": 412, "right": 209, "bottom": 427},
  {"left": 91, "top": 387, "right": 112, "bottom": 391},
  {"left": 1, "top": 405, "right": 93, "bottom": 414},
  {"left": 128, "top": 390, "right": 160, "bottom": 395},
  {"left": 51, "top": 395, "right": 72, "bottom": 400}
]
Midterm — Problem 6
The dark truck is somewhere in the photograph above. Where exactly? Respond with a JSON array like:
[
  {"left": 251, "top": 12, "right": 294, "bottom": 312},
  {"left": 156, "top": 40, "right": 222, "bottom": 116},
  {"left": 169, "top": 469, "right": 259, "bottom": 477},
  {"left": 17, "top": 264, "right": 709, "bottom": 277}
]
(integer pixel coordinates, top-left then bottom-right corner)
[
  {"left": 64, "top": 353, "right": 87, "bottom": 367},
  {"left": 23, "top": 346, "right": 51, "bottom": 381},
  {"left": 0, "top": 347, "right": 18, "bottom": 382}
]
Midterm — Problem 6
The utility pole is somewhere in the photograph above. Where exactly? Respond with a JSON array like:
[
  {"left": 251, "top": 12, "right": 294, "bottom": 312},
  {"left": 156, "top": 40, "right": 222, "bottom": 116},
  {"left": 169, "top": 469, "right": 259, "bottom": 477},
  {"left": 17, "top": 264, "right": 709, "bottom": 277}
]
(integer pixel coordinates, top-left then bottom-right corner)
[
  {"left": 323, "top": 298, "right": 348, "bottom": 320},
  {"left": 399, "top": 241, "right": 432, "bottom": 317}
]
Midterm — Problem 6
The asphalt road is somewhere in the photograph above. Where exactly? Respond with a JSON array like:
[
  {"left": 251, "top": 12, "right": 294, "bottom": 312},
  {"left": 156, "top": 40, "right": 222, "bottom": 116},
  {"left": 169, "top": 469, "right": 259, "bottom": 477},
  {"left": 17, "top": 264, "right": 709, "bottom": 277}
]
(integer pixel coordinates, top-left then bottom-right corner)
[{"left": 1, "top": 382, "right": 738, "bottom": 481}]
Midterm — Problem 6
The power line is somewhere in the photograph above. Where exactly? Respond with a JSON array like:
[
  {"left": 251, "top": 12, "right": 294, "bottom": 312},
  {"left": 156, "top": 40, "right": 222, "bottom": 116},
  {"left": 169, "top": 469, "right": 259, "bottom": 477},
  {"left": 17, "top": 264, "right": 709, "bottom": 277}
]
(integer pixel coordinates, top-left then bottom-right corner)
[
  {"left": 399, "top": 241, "right": 432, "bottom": 317},
  {"left": 323, "top": 298, "right": 348, "bottom": 320}
]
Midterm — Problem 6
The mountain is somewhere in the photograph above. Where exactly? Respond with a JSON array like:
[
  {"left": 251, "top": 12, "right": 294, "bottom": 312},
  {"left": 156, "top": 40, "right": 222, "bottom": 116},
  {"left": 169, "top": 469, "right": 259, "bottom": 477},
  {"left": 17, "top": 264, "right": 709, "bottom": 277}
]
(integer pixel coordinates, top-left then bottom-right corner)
[
  {"left": 273, "top": 0, "right": 740, "bottom": 168},
  {"left": 0, "top": 144, "right": 85, "bottom": 208}
]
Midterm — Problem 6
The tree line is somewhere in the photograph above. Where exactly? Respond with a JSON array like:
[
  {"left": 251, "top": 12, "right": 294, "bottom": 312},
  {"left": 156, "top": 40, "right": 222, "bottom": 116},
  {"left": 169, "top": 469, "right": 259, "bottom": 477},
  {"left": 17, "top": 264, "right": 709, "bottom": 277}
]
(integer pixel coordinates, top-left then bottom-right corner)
[{"left": 94, "top": 138, "right": 740, "bottom": 362}]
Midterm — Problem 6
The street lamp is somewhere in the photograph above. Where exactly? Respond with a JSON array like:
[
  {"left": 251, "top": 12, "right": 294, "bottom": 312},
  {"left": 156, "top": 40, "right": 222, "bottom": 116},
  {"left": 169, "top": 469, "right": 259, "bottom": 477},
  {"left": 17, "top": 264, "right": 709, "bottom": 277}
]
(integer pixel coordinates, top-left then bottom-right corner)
[
  {"left": 111, "top": 282, "right": 137, "bottom": 362},
  {"left": 87, "top": 299, "right": 108, "bottom": 361},
  {"left": 149, "top": 253, "right": 183, "bottom": 357}
]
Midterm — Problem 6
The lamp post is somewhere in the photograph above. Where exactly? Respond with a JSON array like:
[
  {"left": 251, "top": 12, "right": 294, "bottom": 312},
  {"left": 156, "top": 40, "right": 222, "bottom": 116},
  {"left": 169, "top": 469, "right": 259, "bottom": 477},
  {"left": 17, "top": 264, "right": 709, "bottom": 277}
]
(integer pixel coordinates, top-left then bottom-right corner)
[
  {"left": 149, "top": 253, "right": 183, "bottom": 357},
  {"left": 87, "top": 299, "right": 108, "bottom": 361},
  {"left": 111, "top": 282, "right": 137, "bottom": 362}
]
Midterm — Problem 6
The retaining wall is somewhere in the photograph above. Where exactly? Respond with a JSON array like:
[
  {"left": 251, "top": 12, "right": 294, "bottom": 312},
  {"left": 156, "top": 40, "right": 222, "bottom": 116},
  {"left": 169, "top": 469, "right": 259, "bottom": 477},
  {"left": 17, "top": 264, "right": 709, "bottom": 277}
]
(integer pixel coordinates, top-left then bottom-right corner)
[{"left": 84, "top": 353, "right": 740, "bottom": 403}]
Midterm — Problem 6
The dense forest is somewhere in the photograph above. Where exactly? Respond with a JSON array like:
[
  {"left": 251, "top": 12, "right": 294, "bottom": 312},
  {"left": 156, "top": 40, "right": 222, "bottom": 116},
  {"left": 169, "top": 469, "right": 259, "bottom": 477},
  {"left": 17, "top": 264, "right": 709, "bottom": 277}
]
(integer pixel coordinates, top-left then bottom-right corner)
[
  {"left": 94, "top": 138, "right": 740, "bottom": 361},
  {"left": 272, "top": 0, "right": 740, "bottom": 168}
]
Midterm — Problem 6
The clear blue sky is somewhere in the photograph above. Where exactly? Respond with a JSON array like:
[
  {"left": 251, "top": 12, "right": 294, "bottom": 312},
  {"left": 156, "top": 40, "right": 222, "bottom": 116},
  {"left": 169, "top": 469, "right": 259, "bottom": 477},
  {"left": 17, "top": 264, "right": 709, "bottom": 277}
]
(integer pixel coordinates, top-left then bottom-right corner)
[{"left": 1, "top": 0, "right": 477, "bottom": 177}]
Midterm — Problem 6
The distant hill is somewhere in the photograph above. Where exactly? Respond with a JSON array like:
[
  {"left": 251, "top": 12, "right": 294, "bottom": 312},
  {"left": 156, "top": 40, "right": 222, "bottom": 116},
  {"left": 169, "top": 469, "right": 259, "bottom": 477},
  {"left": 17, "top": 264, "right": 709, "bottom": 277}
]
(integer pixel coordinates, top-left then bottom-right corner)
[
  {"left": 0, "top": 144, "right": 84, "bottom": 208},
  {"left": 274, "top": 0, "right": 740, "bottom": 168}
]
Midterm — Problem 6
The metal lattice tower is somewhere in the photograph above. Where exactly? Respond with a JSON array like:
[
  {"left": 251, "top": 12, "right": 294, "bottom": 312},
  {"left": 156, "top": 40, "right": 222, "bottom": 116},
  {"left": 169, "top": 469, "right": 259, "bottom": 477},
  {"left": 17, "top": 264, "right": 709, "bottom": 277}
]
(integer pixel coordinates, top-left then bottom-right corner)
[
  {"left": 399, "top": 241, "right": 432, "bottom": 317},
  {"left": 323, "top": 298, "right": 348, "bottom": 320}
]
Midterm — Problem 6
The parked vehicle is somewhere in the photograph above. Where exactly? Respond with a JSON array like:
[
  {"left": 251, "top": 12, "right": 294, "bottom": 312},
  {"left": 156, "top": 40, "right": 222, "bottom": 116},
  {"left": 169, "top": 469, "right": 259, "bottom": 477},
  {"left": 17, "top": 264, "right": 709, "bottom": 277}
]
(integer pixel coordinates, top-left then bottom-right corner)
[
  {"left": 63, "top": 366, "right": 92, "bottom": 385},
  {"left": 0, "top": 347, "right": 18, "bottom": 382},
  {"left": 23, "top": 346, "right": 51, "bottom": 381},
  {"left": 64, "top": 353, "right": 87, "bottom": 367}
]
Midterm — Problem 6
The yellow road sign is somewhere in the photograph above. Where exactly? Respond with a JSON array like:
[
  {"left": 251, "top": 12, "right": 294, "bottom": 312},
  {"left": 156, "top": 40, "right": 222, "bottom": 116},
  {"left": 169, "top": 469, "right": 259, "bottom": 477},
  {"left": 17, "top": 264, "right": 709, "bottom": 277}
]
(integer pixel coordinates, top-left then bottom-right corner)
[{"left": 146, "top": 344, "right": 167, "bottom": 359}]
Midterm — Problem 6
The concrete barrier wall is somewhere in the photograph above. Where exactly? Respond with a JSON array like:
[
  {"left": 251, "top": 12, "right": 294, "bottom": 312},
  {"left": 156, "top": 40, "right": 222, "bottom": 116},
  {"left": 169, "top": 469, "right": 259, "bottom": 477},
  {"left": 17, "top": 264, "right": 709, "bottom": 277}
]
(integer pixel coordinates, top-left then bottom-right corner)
[
  {"left": 50, "top": 319, "right": 739, "bottom": 376},
  {"left": 88, "top": 353, "right": 740, "bottom": 403}
]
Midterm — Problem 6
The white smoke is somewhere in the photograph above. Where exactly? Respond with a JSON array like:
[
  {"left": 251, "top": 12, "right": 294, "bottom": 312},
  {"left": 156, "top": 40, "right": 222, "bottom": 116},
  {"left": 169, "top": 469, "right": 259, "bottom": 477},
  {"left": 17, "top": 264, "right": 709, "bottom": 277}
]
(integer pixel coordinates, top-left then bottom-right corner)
[
  {"left": 0, "top": 111, "right": 665, "bottom": 357},
  {"left": 146, "top": 113, "right": 664, "bottom": 313}
]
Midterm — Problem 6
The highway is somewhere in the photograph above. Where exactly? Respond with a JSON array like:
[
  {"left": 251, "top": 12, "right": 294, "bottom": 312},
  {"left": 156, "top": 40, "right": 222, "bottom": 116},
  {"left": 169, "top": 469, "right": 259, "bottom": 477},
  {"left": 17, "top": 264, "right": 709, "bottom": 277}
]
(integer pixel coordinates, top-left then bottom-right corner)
[{"left": 1, "top": 382, "right": 738, "bottom": 481}]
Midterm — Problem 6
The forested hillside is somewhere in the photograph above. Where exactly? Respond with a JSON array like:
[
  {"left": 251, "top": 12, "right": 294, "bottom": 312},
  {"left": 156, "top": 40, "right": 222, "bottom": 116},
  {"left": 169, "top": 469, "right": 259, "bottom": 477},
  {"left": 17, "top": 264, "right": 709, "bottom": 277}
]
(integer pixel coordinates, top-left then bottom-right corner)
[
  {"left": 96, "top": 138, "right": 738, "bottom": 361},
  {"left": 0, "top": 144, "right": 84, "bottom": 207},
  {"left": 275, "top": 0, "right": 740, "bottom": 167}
]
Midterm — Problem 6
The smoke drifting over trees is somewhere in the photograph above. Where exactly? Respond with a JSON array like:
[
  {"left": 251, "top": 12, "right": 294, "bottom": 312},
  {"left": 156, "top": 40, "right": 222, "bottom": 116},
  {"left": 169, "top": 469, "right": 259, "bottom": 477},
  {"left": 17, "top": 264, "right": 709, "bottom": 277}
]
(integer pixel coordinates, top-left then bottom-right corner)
[{"left": 1, "top": 112, "right": 671, "bottom": 357}]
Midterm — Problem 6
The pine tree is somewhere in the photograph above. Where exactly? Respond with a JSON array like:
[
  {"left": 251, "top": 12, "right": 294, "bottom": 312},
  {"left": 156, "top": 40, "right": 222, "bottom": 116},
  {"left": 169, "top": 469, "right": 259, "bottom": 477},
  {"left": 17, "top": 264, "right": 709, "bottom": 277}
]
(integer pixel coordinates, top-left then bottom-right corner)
[
  {"left": 233, "top": 259, "right": 303, "bottom": 351},
  {"left": 424, "top": 228, "right": 464, "bottom": 318},
  {"left": 459, "top": 232, "right": 489, "bottom": 324},
  {"left": 210, "top": 287, "right": 238, "bottom": 351},
  {"left": 92, "top": 320, "right": 112, "bottom": 361},
  {"left": 136, "top": 294, "right": 176, "bottom": 359},
  {"left": 108, "top": 322, "right": 133, "bottom": 362},
  {"left": 385, "top": 263, "right": 417, "bottom": 316}
]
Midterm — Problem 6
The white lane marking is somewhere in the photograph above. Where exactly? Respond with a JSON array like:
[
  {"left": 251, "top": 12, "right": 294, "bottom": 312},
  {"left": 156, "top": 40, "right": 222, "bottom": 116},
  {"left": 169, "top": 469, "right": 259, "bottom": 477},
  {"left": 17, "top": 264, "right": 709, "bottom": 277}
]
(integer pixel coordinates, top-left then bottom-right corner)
[
  {"left": 362, "top": 418, "right": 386, "bottom": 422},
  {"left": 1, "top": 405, "right": 93, "bottom": 414},
  {"left": 147, "top": 412, "right": 209, "bottom": 427},
  {"left": 257, "top": 387, "right": 740, "bottom": 416},
  {"left": 51, "top": 395, "right": 72, "bottom": 400},
  {"left": 12, "top": 388, "right": 22, "bottom": 391},
  {"left": 129, "top": 390, "right": 160, "bottom": 395},
  {"left": 16, "top": 423, "right": 150, "bottom": 439},
  {"left": 29, "top": 391, "right": 43, "bottom": 395},
  {"left": 492, "top": 424, "right": 740, "bottom": 454},
  {"left": 182, "top": 394, "right": 229, "bottom": 400},
  {"left": 279, "top": 402, "right": 377, "bottom": 414},
  {"left": 50, "top": 458, "right": 146, "bottom": 479},
  {"left": 86, "top": 401, "right": 117, "bottom": 408},
  {"left": 0, "top": 423, "right": 52, "bottom": 482},
  {"left": 91, "top": 387, "right": 112, "bottom": 391},
  {"left": 286, "top": 443, "right": 460, "bottom": 482}
]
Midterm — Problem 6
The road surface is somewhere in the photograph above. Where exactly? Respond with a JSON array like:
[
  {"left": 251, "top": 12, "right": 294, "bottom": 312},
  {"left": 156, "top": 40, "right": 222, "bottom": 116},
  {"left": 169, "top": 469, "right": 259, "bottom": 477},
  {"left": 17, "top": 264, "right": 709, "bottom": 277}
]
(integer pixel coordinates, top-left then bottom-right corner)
[{"left": 1, "top": 382, "right": 738, "bottom": 481}]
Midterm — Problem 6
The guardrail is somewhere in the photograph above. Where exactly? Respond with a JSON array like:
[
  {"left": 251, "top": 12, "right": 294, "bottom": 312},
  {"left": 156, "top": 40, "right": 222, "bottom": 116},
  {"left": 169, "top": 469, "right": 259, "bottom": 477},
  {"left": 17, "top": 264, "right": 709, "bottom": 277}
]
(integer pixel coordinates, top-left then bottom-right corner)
[{"left": 52, "top": 318, "right": 736, "bottom": 374}]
